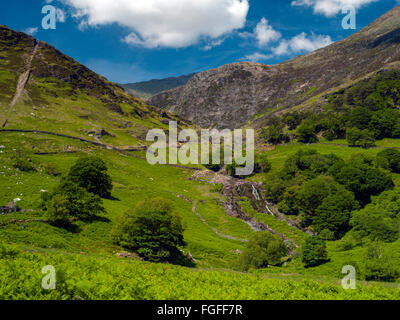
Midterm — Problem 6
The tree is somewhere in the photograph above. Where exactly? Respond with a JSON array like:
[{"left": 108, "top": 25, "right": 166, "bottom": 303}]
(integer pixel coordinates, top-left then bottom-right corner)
[
  {"left": 110, "top": 198, "right": 185, "bottom": 262},
  {"left": 301, "top": 236, "right": 328, "bottom": 268},
  {"left": 313, "top": 189, "right": 359, "bottom": 239},
  {"left": 239, "top": 232, "right": 287, "bottom": 271},
  {"left": 377, "top": 149, "right": 400, "bottom": 173},
  {"left": 297, "top": 120, "right": 318, "bottom": 144},
  {"left": 67, "top": 156, "right": 113, "bottom": 198},
  {"left": 254, "top": 154, "right": 272, "bottom": 174},
  {"left": 349, "top": 188, "right": 400, "bottom": 243},
  {"left": 296, "top": 176, "right": 339, "bottom": 226},
  {"left": 262, "top": 125, "right": 289, "bottom": 145},
  {"left": 331, "top": 162, "right": 394, "bottom": 206},
  {"left": 46, "top": 180, "right": 105, "bottom": 222},
  {"left": 346, "top": 127, "right": 375, "bottom": 148}
]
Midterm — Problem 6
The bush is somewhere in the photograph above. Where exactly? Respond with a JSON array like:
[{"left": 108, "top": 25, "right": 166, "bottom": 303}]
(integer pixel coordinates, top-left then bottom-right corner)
[
  {"left": 238, "top": 232, "right": 287, "bottom": 271},
  {"left": 301, "top": 236, "right": 328, "bottom": 268},
  {"left": 67, "top": 156, "right": 113, "bottom": 198},
  {"left": 110, "top": 198, "right": 185, "bottom": 262}
]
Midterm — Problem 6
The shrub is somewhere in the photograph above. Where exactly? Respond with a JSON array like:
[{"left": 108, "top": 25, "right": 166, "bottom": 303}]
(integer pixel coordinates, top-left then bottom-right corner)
[
  {"left": 301, "top": 236, "right": 328, "bottom": 268},
  {"left": 238, "top": 232, "right": 287, "bottom": 271},
  {"left": 110, "top": 198, "right": 185, "bottom": 262},
  {"left": 66, "top": 156, "right": 113, "bottom": 198}
]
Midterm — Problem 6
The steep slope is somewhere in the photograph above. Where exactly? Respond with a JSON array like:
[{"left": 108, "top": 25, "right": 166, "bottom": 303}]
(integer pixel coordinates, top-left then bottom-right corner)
[
  {"left": 149, "top": 6, "right": 400, "bottom": 129},
  {"left": 0, "top": 25, "right": 186, "bottom": 147},
  {"left": 121, "top": 74, "right": 195, "bottom": 100}
]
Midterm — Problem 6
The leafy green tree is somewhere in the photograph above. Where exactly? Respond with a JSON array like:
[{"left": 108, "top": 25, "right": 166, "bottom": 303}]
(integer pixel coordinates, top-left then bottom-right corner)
[
  {"left": 320, "top": 115, "right": 346, "bottom": 141},
  {"left": 313, "top": 189, "right": 359, "bottom": 239},
  {"left": 254, "top": 154, "right": 272, "bottom": 174},
  {"left": 301, "top": 236, "right": 328, "bottom": 268},
  {"left": 110, "top": 198, "right": 185, "bottom": 262},
  {"left": 377, "top": 149, "right": 400, "bottom": 173},
  {"left": 277, "top": 185, "right": 300, "bottom": 216},
  {"left": 67, "top": 156, "right": 113, "bottom": 198},
  {"left": 47, "top": 180, "right": 105, "bottom": 222},
  {"left": 331, "top": 162, "right": 394, "bottom": 206},
  {"left": 349, "top": 188, "right": 400, "bottom": 243},
  {"left": 296, "top": 176, "right": 340, "bottom": 226},
  {"left": 263, "top": 175, "right": 288, "bottom": 203},
  {"left": 297, "top": 120, "right": 318, "bottom": 143},
  {"left": 262, "top": 125, "right": 289, "bottom": 145},
  {"left": 239, "top": 232, "right": 287, "bottom": 271},
  {"left": 346, "top": 127, "right": 376, "bottom": 148}
]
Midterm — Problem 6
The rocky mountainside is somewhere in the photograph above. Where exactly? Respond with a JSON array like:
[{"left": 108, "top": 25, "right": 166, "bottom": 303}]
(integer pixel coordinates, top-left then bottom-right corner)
[
  {"left": 122, "top": 74, "right": 195, "bottom": 100},
  {"left": 149, "top": 6, "right": 400, "bottom": 129}
]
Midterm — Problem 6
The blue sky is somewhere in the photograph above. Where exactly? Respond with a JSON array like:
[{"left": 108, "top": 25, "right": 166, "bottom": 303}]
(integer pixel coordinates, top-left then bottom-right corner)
[{"left": 0, "top": 0, "right": 398, "bottom": 83}]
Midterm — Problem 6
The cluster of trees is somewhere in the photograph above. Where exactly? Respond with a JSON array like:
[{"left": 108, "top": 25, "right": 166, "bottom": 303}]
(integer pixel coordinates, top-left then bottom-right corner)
[
  {"left": 261, "top": 70, "right": 400, "bottom": 147},
  {"left": 41, "top": 156, "right": 187, "bottom": 264},
  {"left": 263, "top": 150, "right": 394, "bottom": 239},
  {"left": 41, "top": 157, "right": 112, "bottom": 225}
]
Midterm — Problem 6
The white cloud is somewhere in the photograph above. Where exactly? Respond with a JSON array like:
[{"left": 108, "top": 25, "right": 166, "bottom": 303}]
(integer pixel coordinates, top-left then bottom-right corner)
[
  {"left": 24, "top": 27, "right": 38, "bottom": 36},
  {"left": 291, "top": 0, "right": 380, "bottom": 17},
  {"left": 244, "top": 52, "right": 273, "bottom": 62},
  {"left": 273, "top": 32, "right": 333, "bottom": 55},
  {"left": 63, "top": 0, "right": 249, "bottom": 48},
  {"left": 239, "top": 18, "right": 281, "bottom": 47},
  {"left": 254, "top": 18, "right": 281, "bottom": 46}
]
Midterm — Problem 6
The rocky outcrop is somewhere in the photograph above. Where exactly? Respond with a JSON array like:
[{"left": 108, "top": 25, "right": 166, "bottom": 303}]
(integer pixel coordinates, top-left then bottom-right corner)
[
  {"left": 0, "top": 201, "right": 21, "bottom": 215},
  {"left": 149, "top": 6, "right": 400, "bottom": 129}
]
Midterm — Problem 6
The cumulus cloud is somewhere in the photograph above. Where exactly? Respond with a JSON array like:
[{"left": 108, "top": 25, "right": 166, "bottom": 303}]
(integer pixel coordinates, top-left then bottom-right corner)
[
  {"left": 291, "top": 0, "right": 380, "bottom": 17},
  {"left": 254, "top": 18, "right": 281, "bottom": 46},
  {"left": 273, "top": 32, "right": 333, "bottom": 55},
  {"left": 62, "top": 0, "right": 249, "bottom": 48},
  {"left": 240, "top": 18, "right": 281, "bottom": 47}
]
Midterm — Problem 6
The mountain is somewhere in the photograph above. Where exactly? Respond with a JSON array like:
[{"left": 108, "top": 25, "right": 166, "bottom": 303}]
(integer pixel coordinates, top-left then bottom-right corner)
[
  {"left": 0, "top": 25, "right": 185, "bottom": 147},
  {"left": 149, "top": 6, "right": 400, "bottom": 129},
  {"left": 121, "top": 74, "right": 195, "bottom": 100}
]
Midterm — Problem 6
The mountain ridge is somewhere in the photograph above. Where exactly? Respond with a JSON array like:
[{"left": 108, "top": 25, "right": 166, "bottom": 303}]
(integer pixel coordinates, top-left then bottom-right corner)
[
  {"left": 121, "top": 73, "right": 195, "bottom": 100},
  {"left": 149, "top": 6, "right": 400, "bottom": 129}
]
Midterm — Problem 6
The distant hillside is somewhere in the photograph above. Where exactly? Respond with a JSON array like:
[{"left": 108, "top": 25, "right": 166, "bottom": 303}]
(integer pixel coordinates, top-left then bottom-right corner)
[
  {"left": 121, "top": 74, "right": 195, "bottom": 99},
  {"left": 149, "top": 6, "right": 400, "bottom": 129}
]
